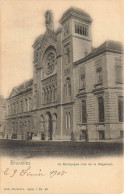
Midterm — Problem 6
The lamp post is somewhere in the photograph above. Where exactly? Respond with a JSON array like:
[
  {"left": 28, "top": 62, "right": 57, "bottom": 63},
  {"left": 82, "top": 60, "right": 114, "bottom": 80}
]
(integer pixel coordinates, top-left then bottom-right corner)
[{"left": 86, "top": 113, "right": 89, "bottom": 142}]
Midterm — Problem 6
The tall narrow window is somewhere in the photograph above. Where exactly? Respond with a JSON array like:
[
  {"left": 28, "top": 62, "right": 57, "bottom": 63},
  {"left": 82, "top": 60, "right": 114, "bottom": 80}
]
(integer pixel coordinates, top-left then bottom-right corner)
[
  {"left": 116, "top": 66, "right": 123, "bottom": 83},
  {"left": 80, "top": 73, "right": 85, "bottom": 88},
  {"left": 28, "top": 121, "right": 30, "bottom": 132},
  {"left": 65, "top": 77, "right": 71, "bottom": 97},
  {"left": 65, "top": 112, "right": 71, "bottom": 129},
  {"left": 20, "top": 101, "right": 23, "bottom": 113},
  {"left": 75, "top": 24, "right": 78, "bottom": 33},
  {"left": 65, "top": 113, "right": 68, "bottom": 129},
  {"left": 25, "top": 121, "right": 27, "bottom": 132},
  {"left": 16, "top": 102, "right": 18, "bottom": 113},
  {"left": 118, "top": 96, "right": 124, "bottom": 122},
  {"left": 68, "top": 113, "right": 71, "bottom": 129},
  {"left": 96, "top": 67, "right": 102, "bottom": 84},
  {"left": 25, "top": 99, "right": 28, "bottom": 112},
  {"left": 98, "top": 96, "right": 104, "bottom": 122},
  {"left": 75, "top": 23, "right": 88, "bottom": 36},
  {"left": 82, "top": 100, "right": 86, "bottom": 123}
]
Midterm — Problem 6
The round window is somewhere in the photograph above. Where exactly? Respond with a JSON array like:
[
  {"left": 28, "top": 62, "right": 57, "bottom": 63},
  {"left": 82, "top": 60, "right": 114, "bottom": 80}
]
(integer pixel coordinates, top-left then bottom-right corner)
[{"left": 46, "top": 51, "right": 56, "bottom": 74}]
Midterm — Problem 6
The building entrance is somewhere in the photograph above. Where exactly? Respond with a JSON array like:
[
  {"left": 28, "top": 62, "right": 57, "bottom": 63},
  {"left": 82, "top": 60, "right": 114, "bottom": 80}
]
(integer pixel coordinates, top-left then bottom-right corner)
[{"left": 46, "top": 112, "right": 53, "bottom": 140}]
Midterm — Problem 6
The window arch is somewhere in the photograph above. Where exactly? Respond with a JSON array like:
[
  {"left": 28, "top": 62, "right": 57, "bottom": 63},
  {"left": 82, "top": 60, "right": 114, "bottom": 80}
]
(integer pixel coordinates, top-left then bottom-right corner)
[
  {"left": 98, "top": 96, "right": 104, "bottom": 122},
  {"left": 65, "top": 112, "right": 71, "bottom": 129}
]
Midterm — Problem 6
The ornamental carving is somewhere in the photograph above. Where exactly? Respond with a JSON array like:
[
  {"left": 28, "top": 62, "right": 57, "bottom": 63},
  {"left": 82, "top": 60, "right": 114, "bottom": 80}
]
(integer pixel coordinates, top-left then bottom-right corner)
[
  {"left": 33, "top": 30, "right": 57, "bottom": 69},
  {"left": 42, "top": 74, "right": 57, "bottom": 86},
  {"left": 64, "top": 23, "right": 70, "bottom": 37},
  {"left": 64, "top": 43, "right": 71, "bottom": 65},
  {"left": 64, "top": 68, "right": 70, "bottom": 75}
]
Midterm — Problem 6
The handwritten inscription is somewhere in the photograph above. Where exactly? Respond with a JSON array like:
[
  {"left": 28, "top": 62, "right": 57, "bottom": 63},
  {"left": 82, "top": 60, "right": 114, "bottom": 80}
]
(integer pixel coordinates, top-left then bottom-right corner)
[{"left": 2, "top": 166, "right": 67, "bottom": 178}]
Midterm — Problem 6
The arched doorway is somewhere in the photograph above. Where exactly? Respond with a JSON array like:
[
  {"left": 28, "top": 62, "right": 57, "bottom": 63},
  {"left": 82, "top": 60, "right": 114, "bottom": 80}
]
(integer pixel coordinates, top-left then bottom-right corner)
[{"left": 45, "top": 112, "right": 53, "bottom": 140}]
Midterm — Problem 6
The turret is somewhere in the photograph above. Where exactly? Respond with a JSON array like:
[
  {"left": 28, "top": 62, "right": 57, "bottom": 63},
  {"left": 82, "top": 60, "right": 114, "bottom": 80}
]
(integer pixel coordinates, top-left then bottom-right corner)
[{"left": 45, "top": 10, "right": 54, "bottom": 32}]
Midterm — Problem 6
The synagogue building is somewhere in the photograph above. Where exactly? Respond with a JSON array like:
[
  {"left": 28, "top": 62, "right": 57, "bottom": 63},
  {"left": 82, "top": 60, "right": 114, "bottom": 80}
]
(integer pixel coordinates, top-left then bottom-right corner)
[{"left": 5, "top": 7, "right": 124, "bottom": 141}]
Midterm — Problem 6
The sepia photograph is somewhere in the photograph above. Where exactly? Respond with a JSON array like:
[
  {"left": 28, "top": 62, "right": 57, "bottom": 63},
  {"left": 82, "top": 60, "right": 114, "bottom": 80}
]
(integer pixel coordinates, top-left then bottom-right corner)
[{"left": 0, "top": 0, "right": 124, "bottom": 193}]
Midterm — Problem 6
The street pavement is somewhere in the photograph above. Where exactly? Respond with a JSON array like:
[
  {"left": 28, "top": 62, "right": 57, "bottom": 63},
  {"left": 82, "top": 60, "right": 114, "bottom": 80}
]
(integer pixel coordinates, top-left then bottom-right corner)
[{"left": 0, "top": 139, "right": 123, "bottom": 158}]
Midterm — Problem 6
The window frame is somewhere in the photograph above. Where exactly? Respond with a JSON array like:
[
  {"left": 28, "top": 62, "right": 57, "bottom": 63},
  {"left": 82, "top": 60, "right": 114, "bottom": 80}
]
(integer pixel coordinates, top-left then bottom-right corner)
[
  {"left": 118, "top": 96, "right": 124, "bottom": 122},
  {"left": 82, "top": 100, "right": 87, "bottom": 123},
  {"left": 97, "top": 96, "right": 105, "bottom": 123}
]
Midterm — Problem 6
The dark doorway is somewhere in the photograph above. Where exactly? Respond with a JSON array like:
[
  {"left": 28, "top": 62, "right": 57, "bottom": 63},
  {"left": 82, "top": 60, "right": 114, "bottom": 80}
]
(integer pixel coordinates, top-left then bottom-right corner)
[
  {"left": 99, "top": 131, "right": 105, "bottom": 140},
  {"left": 47, "top": 112, "right": 53, "bottom": 140},
  {"left": 80, "top": 130, "right": 87, "bottom": 141}
]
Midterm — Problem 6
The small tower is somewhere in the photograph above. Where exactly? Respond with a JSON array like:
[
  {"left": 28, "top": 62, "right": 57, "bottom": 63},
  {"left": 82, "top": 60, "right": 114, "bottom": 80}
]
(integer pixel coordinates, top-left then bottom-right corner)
[
  {"left": 60, "top": 7, "right": 92, "bottom": 62},
  {"left": 45, "top": 10, "right": 54, "bottom": 31}
]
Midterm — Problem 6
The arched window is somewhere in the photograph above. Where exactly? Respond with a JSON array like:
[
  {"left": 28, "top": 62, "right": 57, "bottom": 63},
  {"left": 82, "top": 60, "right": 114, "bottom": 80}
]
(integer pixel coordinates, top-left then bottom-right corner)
[
  {"left": 82, "top": 100, "right": 86, "bottom": 123},
  {"left": 65, "top": 77, "right": 71, "bottom": 97},
  {"left": 49, "top": 87, "right": 51, "bottom": 102},
  {"left": 41, "top": 115, "right": 44, "bottom": 131},
  {"left": 53, "top": 86, "right": 55, "bottom": 101},
  {"left": 98, "top": 96, "right": 104, "bottom": 122},
  {"left": 80, "top": 73, "right": 85, "bottom": 88},
  {"left": 65, "top": 112, "right": 71, "bottom": 129}
]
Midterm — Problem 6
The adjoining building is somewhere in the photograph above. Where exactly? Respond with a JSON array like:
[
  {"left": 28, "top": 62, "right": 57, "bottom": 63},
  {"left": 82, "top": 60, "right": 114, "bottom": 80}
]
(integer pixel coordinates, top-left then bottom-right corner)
[
  {"left": 5, "top": 7, "right": 124, "bottom": 141},
  {"left": 0, "top": 95, "right": 6, "bottom": 138}
]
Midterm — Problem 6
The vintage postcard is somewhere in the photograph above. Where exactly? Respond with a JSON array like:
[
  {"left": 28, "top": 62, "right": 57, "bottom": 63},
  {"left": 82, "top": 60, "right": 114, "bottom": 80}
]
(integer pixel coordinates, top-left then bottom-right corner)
[{"left": 0, "top": 0, "right": 124, "bottom": 193}]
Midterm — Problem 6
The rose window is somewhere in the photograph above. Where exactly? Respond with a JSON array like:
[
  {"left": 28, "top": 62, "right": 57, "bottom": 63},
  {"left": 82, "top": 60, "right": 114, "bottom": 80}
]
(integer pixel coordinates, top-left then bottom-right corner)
[{"left": 46, "top": 52, "right": 56, "bottom": 74}]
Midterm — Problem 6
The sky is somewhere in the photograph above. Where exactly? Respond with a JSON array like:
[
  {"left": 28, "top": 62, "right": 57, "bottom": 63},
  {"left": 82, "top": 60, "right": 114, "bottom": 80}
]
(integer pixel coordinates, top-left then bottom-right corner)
[{"left": 0, "top": 0, "right": 124, "bottom": 98}]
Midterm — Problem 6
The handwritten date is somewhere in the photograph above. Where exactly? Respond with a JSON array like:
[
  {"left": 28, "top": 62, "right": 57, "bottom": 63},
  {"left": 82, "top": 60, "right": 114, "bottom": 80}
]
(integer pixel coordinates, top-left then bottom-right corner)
[{"left": 2, "top": 166, "right": 67, "bottom": 178}]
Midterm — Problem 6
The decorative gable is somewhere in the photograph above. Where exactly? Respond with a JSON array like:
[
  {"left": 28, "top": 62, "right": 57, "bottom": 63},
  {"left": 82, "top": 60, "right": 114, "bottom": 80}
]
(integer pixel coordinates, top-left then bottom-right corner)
[
  {"left": 9, "top": 88, "right": 18, "bottom": 98},
  {"left": 33, "top": 29, "right": 57, "bottom": 70}
]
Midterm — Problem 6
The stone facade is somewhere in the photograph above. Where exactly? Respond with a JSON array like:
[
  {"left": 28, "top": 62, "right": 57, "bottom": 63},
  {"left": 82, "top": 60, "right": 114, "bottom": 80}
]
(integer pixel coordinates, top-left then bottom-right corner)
[
  {"left": 0, "top": 95, "right": 6, "bottom": 138},
  {"left": 5, "top": 7, "right": 124, "bottom": 141}
]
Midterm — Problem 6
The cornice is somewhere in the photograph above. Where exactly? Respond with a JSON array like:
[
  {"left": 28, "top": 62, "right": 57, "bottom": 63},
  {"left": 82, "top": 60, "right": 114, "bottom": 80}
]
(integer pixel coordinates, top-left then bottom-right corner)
[{"left": 74, "top": 48, "right": 123, "bottom": 67}]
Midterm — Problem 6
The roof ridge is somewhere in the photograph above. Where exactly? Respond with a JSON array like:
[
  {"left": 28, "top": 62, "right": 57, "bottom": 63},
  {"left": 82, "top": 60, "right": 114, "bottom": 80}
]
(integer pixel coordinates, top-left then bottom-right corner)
[
  {"left": 74, "top": 40, "right": 123, "bottom": 66},
  {"left": 15, "top": 78, "right": 33, "bottom": 89}
]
